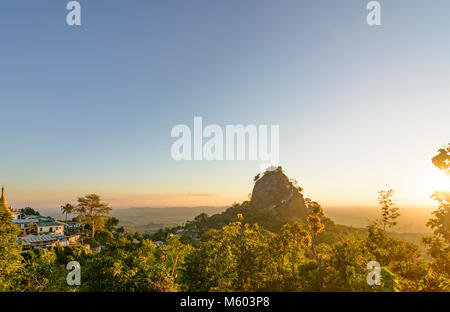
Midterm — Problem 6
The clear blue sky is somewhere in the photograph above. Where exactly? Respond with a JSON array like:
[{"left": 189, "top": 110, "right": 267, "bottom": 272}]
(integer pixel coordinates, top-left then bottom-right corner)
[{"left": 0, "top": 1, "right": 449, "bottom": 209}]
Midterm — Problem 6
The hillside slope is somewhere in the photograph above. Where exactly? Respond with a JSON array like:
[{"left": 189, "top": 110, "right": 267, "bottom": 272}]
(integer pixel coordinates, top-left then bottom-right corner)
[{"left": 152, "top": 167, "right": 363, "bottom": 243}]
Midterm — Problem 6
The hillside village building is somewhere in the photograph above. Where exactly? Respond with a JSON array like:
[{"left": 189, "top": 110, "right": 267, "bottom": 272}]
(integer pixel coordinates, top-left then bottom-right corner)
[
  {"left": 13, "top": 217, "right": 65, "bottom": 235},
  {"left": 1, "top": 186, "right": 81, "bottom": 250},
  {"left": 36, "top": 220, "right": 64, "bottom": 235},
  {"left": 21, "top": 234, "right": 65, "bottom": 250}
]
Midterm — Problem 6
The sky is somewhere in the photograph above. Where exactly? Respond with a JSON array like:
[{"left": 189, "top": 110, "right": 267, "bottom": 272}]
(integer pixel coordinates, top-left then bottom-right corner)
[{"left": 0, "top": 0, "right": 449, "bottom": 211}]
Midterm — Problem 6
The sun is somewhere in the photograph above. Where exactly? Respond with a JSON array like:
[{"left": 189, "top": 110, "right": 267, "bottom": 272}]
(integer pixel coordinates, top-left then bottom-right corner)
[{"left": 421, "top": 169, "right": 450, "bottom": 197}]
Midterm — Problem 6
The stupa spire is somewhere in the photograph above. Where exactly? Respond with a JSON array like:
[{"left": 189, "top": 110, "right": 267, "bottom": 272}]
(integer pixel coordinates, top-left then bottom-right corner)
[{"left": 0, "top": 186, "right": 11, "bottom": 214}]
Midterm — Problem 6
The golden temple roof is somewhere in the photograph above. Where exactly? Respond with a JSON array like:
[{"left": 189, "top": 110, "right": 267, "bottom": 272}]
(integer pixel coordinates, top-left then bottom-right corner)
[{"left": 0, "top": 186, "right": 11, "bottom": 214}]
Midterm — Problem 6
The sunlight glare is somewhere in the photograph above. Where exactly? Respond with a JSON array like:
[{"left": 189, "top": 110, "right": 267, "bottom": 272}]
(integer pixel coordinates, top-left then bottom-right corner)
[{"left": 421, "top": 169, "right": 450, "bottom": 198}]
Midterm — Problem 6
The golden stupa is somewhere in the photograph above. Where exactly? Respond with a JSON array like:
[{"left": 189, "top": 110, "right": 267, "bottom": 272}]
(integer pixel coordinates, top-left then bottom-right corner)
[{"left": 0, "top": 186, "right": 12, "bottom": 214}]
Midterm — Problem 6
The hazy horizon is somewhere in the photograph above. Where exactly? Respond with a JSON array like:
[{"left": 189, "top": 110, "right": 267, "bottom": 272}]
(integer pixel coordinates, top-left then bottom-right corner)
[{"left": 34, "top": 203, "right": 434, "bottom": 234}]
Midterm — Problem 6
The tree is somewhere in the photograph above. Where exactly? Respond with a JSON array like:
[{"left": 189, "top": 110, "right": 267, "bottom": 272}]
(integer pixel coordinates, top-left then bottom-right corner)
[
  {"left": 270, "top": 222, "right": 317, "bottom": 291},
  {"left": 0, "top": 212, "right": 22, "bottom": 291},
  {"left": 421, "top": 144, "right": 450, "bottom": 291},
  {"left": 81, "top": 235, "right": 192, "bottom": 292},
  {"left": 326, "top": 231, "right": 422, "bottom": 292},
  {"left": 19, "top": 248, "right": 68, "bottom": 292},
  {"left": 74, "top": 194, "right": 112, "bottom": 239},
  {"left": 60, "top": 203, "right": 74, "bottom": 221},
  {"left": 104, "top": 216, "right": 120, "bottom": 232},
  {"left": 183, "top": 214, "right": 275, "bottom": 292},
  {"left": 432, "top": 143, "right": 449, "bottom": 175},
  {"left": 183, "top": 211, "right": 328, "bottom": 292},
  {"left": 155, "top": 234, "right": 193, "bottom": 292},
  {"left": 327, "top": 222, "right": 425, "bottom": 291},
  {"left": 19, "top": 207, "right": 40, "bottom": 216},
  {"left": 80, "top": 237, "right": 157, "bottom": 292},
  {"left": 377, "top": 189, "right": 400, "bottom": 230},
  {"left": 304, "top": 198, "right": 325, "bottom": 291},
  {"left": 52, "top": 243, "right": 93, "bottom": 266}
]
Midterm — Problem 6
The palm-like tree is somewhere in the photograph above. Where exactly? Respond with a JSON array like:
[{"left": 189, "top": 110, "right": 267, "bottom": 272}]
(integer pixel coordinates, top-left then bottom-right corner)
[{"left": 60, "top": 203, "right": 74, "bottom": 221}]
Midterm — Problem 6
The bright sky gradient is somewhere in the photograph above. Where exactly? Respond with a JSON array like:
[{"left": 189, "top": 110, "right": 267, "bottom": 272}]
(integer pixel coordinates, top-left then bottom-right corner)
[{"left": 0, "top": 1, "right": 449, "bottom": 210}]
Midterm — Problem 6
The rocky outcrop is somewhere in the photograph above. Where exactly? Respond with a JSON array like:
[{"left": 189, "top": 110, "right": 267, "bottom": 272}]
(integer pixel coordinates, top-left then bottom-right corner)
[
  {"left": 251, "top": 169, "right": 292, "bottom": 208},
  {"left": 250, "top": 168, "right": 309, "bottom": 220}
]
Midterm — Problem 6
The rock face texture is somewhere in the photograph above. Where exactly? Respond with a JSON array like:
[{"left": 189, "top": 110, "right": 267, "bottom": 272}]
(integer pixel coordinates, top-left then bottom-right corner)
[
  {"left": 251, "top": 170, "right": 292, "bottom": 209},
  {"left": 250, "top": 169, "right": 309, "bottom": 220}
]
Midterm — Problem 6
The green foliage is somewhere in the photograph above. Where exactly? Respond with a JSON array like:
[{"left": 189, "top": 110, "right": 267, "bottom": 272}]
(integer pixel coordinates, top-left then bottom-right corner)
[
  {"left": 81, "top": 234, "right": 193, "bottom": 292},
  {"left": 2, "top": 212, "right": 72, "bottom": 292},
  {"left": 325, "top": 196, "right": 427, "bottom": 292},
  {"left": 420, "top": 144, "right": 450, "bottom": 291},
  {"left": 327, "top": 226, "right": 425, "bottom": 292},
  {"left": 377, "top": 189, "right": 400, "bottom": 230},
  {"left": 19, "top": 207, "right": 40, "bottom": 216},
  {"left": 52, "top": 244, "right": 93, "bottom": 266},
  {"left": 180, "top": 201, "right": 296, "bottom": 237},
  {"left": 304, "top": 199, "right": 325, "bottom": 290},
  {"left": 0, "top": 212, "right": 22, "bottom": 291},
  {"left": 432, "top": 143, "right": 449, "bottom": 175},
  {"left": 184, "top": 211, "right": 329, "bottom": 292},
  {"left": 19, "top": 249, "right": 69, "bottom": 292},
  {"left": 95, "top": 229, "right": 115, "bottom": 245},
  {"left": 74, "top": 194, "right": 112, "bottom": 238},
  {"left": 105, "top": 216, "right": 120, "bottom": 232},
  {"left": 80, "top": 238, "right": 158, "bottom": 291},
  {"left": 60, "top": 203, "right": 74, "bottom": 221},
  {"left": 183, "top": 218, "right": 276, "bottom": 291}
]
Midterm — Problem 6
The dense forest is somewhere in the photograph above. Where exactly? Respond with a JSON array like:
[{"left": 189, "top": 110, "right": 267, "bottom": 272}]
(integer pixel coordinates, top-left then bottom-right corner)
[{"left": 0, "top": 144, "right": 448, "bottom": 292}]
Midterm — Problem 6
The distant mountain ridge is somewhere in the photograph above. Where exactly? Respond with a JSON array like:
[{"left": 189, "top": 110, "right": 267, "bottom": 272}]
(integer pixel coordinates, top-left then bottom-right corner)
[{"left": 111, "top": 206, "right": 227, "bottom": 233}]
